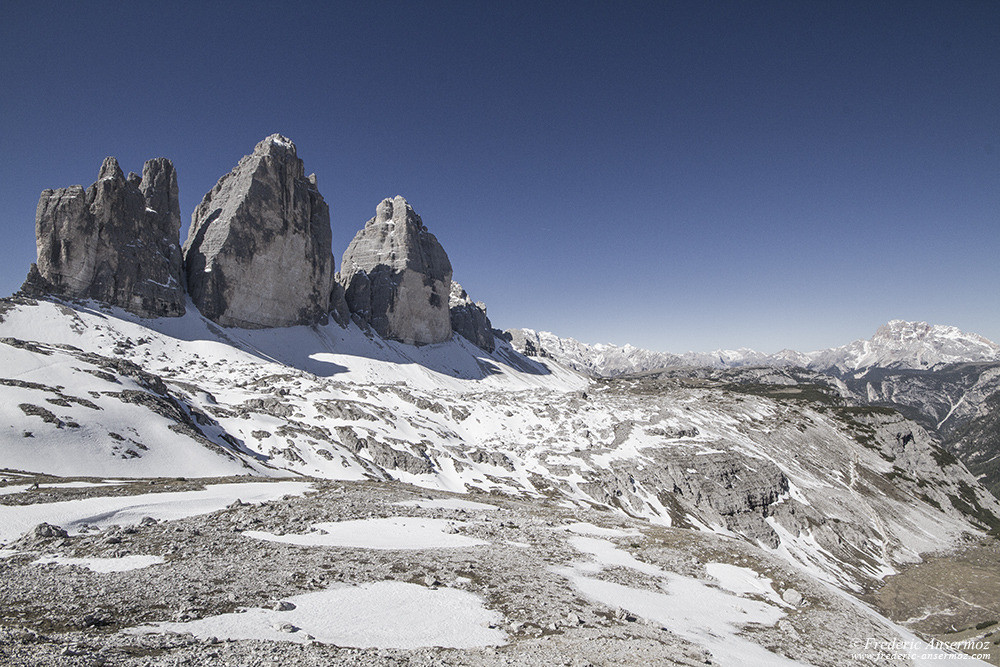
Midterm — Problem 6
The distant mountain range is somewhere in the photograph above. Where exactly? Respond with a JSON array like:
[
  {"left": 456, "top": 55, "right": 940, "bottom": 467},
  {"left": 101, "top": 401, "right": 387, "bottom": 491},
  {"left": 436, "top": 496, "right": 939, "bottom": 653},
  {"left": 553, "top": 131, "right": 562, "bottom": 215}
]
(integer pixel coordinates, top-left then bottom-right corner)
[
  {"left": 505, "top": 319, "right": 1000, "bottom": 377},
  {"left": 506, "top": 321, "right": 1000, "bottom": 497}
]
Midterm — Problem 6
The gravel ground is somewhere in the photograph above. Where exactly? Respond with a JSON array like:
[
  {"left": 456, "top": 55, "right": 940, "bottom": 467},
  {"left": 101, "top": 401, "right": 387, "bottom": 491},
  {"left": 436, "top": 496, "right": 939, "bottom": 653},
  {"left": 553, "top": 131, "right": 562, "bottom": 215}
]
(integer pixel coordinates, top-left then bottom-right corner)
[{"left": 0, "top": 477, "right": 952, "bottom": 666}]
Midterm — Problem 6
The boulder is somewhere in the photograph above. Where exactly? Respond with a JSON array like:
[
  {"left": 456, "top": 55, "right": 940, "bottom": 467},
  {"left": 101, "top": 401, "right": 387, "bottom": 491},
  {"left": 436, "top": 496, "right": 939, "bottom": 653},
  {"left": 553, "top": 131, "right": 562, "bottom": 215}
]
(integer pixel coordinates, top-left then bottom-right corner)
[
  {"left": 339, "top": 196, "right": 452, "bottom": 345},
  {"left": 24, "top": 157, "right": 185, "bottom": 317},
  {"left": 33, "top": 523, "right": 68, "bottom": 539},
  {"left": 183, "top": 134, "right": 333, "bottom": 328},
  {"left": 449, "top": 282, "right": 495, "bottom": 352}
]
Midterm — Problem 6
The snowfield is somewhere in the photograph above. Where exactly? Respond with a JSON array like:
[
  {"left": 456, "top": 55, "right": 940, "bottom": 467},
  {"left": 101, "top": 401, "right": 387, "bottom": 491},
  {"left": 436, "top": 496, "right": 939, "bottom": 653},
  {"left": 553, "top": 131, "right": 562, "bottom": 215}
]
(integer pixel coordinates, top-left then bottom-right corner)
[
  {"left": 33, "top": 554, "right": 165, "bottom": 573},
  {"left": 245, "top": 517, "right": 488, "bottom": 550},
  {"left": 0, "top": 481, "right": 312, "bottom": 543},
  {"left": 128, "top": 582, "right": 507, "bottom": 649}
]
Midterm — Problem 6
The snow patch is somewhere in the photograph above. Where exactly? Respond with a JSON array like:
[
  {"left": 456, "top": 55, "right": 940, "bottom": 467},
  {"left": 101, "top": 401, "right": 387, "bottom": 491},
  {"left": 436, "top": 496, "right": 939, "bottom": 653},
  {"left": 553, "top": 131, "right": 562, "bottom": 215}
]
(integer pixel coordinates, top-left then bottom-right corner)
[
  {"left": 556, "top": 535, "right": 801, "bottom": 666},
  {"left": 0, "top": 481, "right": 312, "bottom": 543},
  {"left": 704, "top": 562, "right": 788, "bottom": 607},
  {"left": 33, "top": 554, "right": 164, "bottom": 573},
  {"left": 127, "top": 581, "right": 506, "bottom": 648},
  {"left": 245, "top": 517, "right": 487, "bottom": 550}
]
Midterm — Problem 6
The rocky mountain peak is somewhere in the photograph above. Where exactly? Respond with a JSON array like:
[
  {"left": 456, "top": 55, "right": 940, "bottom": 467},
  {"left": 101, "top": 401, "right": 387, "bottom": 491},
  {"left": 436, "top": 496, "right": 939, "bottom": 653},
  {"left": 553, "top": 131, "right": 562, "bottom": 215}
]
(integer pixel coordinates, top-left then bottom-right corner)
[
  {"left": 372, "top": 195, "right": 423, "bottom": 228},
  {"left": 449, "top": 282, "right": 495, "bottom": 352},
  {"left": 139, "top": 158, "right": 181, "bottom": 229},
  {"left": 255, "top": 133, "right": 297, "bottom": 156},
  {"left": 339, "top": 196, "right": 452, "bottom": 345},
  {"left": 872, "top": 319, "right": 997, "bottom": 349},
  {"left": 98, "top": 156, "right": 124, "bottom": 181},
  {"left": 183, "top": 135, "right": 333, "bottom": 329},
  {"left": 810, "top": 320, "right": 1000, "bottom": 372},
  {"left": 22, "top": 155, "right": 186, "bottom": 318}
]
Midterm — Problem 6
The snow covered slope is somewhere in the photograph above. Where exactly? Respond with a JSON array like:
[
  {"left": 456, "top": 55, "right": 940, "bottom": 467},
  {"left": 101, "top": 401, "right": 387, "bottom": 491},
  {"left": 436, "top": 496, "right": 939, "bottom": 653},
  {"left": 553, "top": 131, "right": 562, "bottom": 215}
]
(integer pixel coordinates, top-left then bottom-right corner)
[
  {"left": 2, "top": 296, "right": 999, "bottom": 596},
  {"left": 0, "top": 296, "right": 583, "bottom": 478}
]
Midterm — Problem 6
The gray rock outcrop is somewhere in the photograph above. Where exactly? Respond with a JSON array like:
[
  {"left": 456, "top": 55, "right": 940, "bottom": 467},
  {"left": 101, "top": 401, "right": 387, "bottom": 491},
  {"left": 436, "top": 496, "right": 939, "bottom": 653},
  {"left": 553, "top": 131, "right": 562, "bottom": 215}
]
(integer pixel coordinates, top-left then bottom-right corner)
[
  {"left": 339, "top": 196, "right": 452, "bottom": 345},
  {"left": 183, "top": 134, "right": 333, "bottom": 328},
  {"left": 450, "top": 282, "right": 494, "bottom": 352},
  {"left": 23, "top": 157, "right": 185, "bottom": 317}
]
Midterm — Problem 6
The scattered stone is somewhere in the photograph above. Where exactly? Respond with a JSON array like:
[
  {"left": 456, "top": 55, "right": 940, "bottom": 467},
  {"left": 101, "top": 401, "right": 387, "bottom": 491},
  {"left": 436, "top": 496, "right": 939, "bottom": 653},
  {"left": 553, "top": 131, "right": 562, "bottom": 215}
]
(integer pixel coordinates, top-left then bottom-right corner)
[
  {"left": 782, "top": 587, "right": 803, "bottom": 606},
  {"left": 79, "top": 611, "right": 112, "bottom": 627}
]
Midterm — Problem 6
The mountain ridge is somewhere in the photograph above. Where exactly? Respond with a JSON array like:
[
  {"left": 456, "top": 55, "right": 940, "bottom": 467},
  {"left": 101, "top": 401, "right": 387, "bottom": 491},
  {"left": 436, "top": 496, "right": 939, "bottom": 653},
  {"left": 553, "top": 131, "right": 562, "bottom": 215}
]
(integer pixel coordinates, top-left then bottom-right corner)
[{"left": 506, "top": 319, "right": 1000, "bottom": 378}]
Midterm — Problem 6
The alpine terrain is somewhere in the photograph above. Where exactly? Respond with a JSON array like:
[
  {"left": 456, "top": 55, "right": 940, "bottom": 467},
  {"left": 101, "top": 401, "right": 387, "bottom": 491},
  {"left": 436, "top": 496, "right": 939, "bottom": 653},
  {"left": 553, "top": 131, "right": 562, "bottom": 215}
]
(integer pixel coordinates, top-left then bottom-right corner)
[{"left": 2, "top": 136, "right": 999, "bottom": 666}]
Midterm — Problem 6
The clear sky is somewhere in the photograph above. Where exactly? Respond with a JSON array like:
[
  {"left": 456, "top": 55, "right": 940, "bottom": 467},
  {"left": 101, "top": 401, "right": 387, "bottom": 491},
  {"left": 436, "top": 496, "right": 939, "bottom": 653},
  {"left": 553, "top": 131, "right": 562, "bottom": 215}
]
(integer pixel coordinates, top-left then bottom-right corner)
[{"left": 1, "top": 1, "right": 997, "bottom": 353}]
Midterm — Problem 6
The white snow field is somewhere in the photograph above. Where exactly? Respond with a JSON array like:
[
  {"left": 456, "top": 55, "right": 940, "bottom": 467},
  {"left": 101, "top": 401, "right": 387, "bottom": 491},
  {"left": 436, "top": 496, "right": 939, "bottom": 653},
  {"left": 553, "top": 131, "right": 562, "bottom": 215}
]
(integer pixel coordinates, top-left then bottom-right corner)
[
  {"left": 561, "top": 535, "right": 987, "bottom": 666},
  {"left": 244, "top": 517, "right": 487, "bottom": 549},
  {"left": 0, "top": 480, "right": 124, "bottom": 496},
  {"left": 128, "top": 581, "right": 506, "bottom": 649},
  {"left": 33, "top": 554, "right": 165, "bottom": 573},
  {"left": 0, "top": 481, "right": 311, "bottom": 543},
  {"left": 555, "top": 535, "right": 805, "bottom": 666}
]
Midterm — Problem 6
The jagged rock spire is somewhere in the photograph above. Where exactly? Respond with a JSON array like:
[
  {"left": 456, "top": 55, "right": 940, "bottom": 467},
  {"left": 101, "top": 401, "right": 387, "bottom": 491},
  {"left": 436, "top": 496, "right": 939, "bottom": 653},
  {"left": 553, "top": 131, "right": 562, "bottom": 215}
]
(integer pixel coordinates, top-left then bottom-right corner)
[
  {"left": 23, "top": 155, "right": 185, "bottom": 318},
  {"left": 450, "top": 282, "right": 495, "bottom": 352}
]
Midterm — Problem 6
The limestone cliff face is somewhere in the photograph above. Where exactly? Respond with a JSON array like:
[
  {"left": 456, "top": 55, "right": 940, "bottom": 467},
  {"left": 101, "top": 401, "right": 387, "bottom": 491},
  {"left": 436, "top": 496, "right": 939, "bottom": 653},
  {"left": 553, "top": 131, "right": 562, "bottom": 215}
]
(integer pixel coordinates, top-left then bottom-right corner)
[
  {"left": 449, "top": 282, "right": 495, "bottom": 352},
  {"left": 182, "top": 134, "right": 334, "bottom": 329},
  {"left": 24, "top": 156, "right": 185, "bottom": 318},
  {"left": 339, "top": 196, "right": 453, "bottom": 345}
]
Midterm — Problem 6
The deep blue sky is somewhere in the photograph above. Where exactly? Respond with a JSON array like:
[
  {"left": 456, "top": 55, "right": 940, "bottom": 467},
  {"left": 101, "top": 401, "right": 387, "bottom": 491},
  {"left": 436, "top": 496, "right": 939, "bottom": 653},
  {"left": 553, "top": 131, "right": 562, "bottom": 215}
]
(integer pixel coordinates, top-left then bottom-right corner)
[{"left": 2, "top": 1, "right": 998, "bottom": 353}]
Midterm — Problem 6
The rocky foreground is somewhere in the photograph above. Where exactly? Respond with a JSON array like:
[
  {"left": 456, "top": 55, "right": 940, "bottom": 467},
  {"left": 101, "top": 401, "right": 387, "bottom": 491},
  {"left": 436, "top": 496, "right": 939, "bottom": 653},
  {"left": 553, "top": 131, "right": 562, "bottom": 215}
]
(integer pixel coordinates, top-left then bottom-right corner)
[{"left": 2, "top": 475, "right": 997, "bottom": 667}]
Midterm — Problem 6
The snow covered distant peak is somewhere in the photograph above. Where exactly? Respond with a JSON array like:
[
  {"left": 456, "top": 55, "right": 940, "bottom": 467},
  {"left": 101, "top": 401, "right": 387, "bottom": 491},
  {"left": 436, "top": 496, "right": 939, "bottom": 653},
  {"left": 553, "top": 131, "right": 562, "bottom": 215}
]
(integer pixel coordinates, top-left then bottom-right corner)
[
  {"left": 807, "top": 320, "right": 1000, "bottom": 372},
  {"left": 506, "top": 320, "right": 1000, "bottom": 378},
  {"left": 503, "top": 329, "right": 683, "bottom": 377},
  {"left": 503, "top": 329, "right": 781, "bottom": 377}
]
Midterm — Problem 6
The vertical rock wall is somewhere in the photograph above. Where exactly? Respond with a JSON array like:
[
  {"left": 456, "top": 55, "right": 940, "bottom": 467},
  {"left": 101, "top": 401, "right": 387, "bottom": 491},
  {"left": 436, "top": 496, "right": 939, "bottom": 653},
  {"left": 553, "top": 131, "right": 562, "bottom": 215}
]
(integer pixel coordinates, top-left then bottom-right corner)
[
  {"left": 339, "top": 196, "right": 453, "bottom": 345},
  {"left": 25, "top": 156, "right": 185, "bottom": 318},
  {"left": 182, "top": 134, "right": 334, "bottom": 328},
  {"left": 450, "top": 282, "right": 495, "bottom": 352}
]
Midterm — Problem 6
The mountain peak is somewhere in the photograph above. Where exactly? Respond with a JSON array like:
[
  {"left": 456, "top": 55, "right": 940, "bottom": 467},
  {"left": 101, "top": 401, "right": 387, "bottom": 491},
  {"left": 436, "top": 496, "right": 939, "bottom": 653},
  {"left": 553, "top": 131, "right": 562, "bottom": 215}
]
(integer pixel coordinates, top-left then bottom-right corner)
[
  {"left": 809, "top": 320, "right": 1000, "bottom": 372},
  {"left": 254, "top": 133, "right": 297, "bottom": 155}
]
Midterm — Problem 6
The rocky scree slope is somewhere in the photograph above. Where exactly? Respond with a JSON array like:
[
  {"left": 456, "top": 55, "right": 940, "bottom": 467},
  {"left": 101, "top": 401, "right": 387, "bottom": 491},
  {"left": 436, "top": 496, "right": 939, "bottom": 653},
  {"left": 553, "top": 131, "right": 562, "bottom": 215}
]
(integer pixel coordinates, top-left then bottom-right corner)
[
  {"left": 6, "top": 476, "right": 980, "bottom": 666},
  {"left": 830, "top": 362, "right": 1000, "bottom": 499}
]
